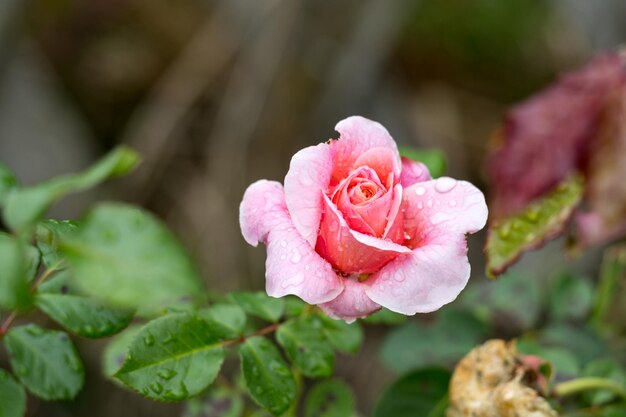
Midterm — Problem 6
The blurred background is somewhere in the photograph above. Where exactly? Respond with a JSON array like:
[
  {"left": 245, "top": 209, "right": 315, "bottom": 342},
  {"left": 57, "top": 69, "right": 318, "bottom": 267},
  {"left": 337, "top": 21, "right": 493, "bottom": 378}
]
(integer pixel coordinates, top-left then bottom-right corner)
[{"left": 1, "top": 0, "right": 625, "bottom": 415}]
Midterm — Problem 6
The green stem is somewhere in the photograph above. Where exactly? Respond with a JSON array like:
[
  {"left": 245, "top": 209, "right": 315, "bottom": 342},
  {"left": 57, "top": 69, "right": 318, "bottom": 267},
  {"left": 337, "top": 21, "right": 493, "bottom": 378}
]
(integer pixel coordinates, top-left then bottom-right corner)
[
  {"left": 591, "top": 246, "right": 626, "bottom": 326},
  {"left": 554, "top": 377, "right": 626, "bottom": 401}
]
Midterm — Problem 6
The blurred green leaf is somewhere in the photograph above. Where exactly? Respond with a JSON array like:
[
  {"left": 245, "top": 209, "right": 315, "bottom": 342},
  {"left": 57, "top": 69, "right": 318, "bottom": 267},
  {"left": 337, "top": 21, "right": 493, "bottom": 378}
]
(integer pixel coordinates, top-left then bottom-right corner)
[
  {"left": 304, "top": 379, "right": 355, "bottom": 417},
  {"left": 373, "top": 368, "right": 450, "bottom": 417},
  {"left": 62, "top": 203, "right": 203, "bottom": 315},
  {"left": 199, "top": 303, "right": 247, "bottom": 340},
  {"left": 102, "top": 325, "right": 142, "bottom": 378},
  {"left": 276, "top": 315, "right": 335, "bottom": 378},
  {"left": 549, "top": 272, "right": 594, "bottom": 321},
  {"left": 4, "top": 324, "right": 84, "bottom": 400},
  {"left": 35, "top": 219, "right": 79, "bottom": 268},
  {"left": 461, "top": 271, "right": 540, "bottom": 329},
  {"left": 0, "top": 368, "right": 26, "bottom": 417},
  {"left": 517, "top": 337, "right": 580, "bottom": 378},
  {"left": 319, "top": 315, "right": 363, "bottom": 354},
  {"left": 0, "top": 233, "right": 39, "bottom": 310},
  {"left": 363, "top": 308, "right": 407, "bottom": 325},
  {"left": 380, "top": 308, "right": 487, "bottom": 373},
  {"left": 183, "top": 387, "right": 244, "bottom": 417},
  {"left": 35, "top": 293, "right": 133, "bottom": 338},
  {"left": 540, "top": 323, "right": 607, "bottom": 365},
  {"left": 0, "top": 163, "right": 18, "bottom": 206},
  {"left": 3, "top": 146, "right": 139, "bottom": 232},
  {"left": 114, "top": 313, "right": 224, "bottom": 402},
  {"left": 485, "top": 175, "right": 583, "bottom": 278},
  {"left": 284, "top": 296, "right": 307, "bottom": 317},
  {"left": 399, "top": 147, "right": 447, "bottom": 178},
  {"left": 582, "top": 359, "right": 626, "bottom": 405},
  {"left": 228, "top": 292, "right": 284, "bottom": 323},
  {"left": 239, "top": 336, "right": 296, "bottom": 416}
]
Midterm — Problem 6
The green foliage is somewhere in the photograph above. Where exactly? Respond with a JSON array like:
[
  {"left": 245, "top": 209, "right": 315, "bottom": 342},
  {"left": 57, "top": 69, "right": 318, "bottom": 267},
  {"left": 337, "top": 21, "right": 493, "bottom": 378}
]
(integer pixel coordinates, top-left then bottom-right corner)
[
  {"left": 0, "top": 369, "right": 26, "bottom": 417},
  {"left": 239, "top": 336, "right": 296, "bottom": 416},
  {"left": 549, "top": 273, "right": 594, "bottom": 322},
  {"left": 319, "top": 315, "right": 363, "bottom": 354},
  {"left": 35, "top": 293, "right": 133, "bottom": 338},
  {"left": 0, "top": 234, "right": 39, "bottom": 310},
  {"left": 183, "top": 387, "right": 245, "bottom": 417},
  {"left": 380, "top": 308, "right": 487, "bottom": 373},
  {"left": 373, "top": 368, "right": 450, "bottom": 417},
  {"left": 228, "top": 291, "right": 284, "bottom": 322},
  {"left": 363, "top": 308, "right": 407, "bottom": 325},
  {"left": 62, "top": 203, "right": 203, "bottom": 315},
  {"left": 114, "top": 313, "right": 224, "bottom": 402},
  {"left": 0, "top": 163, "right": 18, "bottom": 206},
  {"left": 4, "top": 324, "right": 84, "bottom": 400},
  {"left": 304, "top": 379, "right": 355, "bottom": 417},
  {"left": 3, "top": 146, "right": 139, "bottom": 232},
  {"left": 486, "top": 175, "right": 584, "bottom": 277},
  {"left": 399, "top": 147, "right": 447, "bottom": 178},
  {"left": 276, "top": 315, "right": 335, "bottom": 378},
  {"left": 102, "top": 325, "right": 142, "bottom": 378},
  {"left": 582, "top": 359, "right": 626, "bottom": 405},
  {"left": 200, "top": 303, "right": 247, "bottom": 340},
  {"left": 35, "top": 219, "right": 79, "bottom": 267}
]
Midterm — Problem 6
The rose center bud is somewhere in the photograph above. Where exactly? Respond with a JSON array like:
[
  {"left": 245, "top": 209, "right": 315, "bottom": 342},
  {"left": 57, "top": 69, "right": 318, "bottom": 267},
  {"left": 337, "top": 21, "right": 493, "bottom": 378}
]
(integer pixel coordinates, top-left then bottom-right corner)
[{"left": 348, "top": 179, "right": 383, "bottom": 205}]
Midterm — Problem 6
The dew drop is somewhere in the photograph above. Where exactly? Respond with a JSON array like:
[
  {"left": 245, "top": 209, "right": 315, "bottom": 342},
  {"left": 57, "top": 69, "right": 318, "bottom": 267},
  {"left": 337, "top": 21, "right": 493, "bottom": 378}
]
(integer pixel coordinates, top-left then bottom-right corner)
[
  {"left": 290, "top": 250, "right": 302, "bottom": 264},
  {"left": 157, "top": 369, "right": 177, "bottom": 380},
  {"left": 143, "top": 334, "right": 155, "bottom": 346},
  {"left": 449, "top": 200, "right": 457, "bottom": 207},
  {"left": 280, "top": 240, "right": 287, "bottom": 248},
  {"left": 434, "top": 177, "right": 457, "bottom": 193},
  {"left": 415, "top": 186, "right": 426, "bottom": 196},
  {"left": 417, "top": 202, "right": 424, "bottom": 210},
  {"left": 84, "top": 325, "right": 95, "bottom": 335},
  {"left": 280, "top": 253, "right": 287, "bottom": 260},
  {"left": 150, "top": 382, "right": 163, "bottom": 394}
]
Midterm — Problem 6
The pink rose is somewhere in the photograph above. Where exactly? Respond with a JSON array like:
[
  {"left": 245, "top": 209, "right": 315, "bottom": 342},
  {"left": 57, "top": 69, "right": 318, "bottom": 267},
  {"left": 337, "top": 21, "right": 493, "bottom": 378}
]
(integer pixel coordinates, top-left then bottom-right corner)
[{"left": 240, "top": 116, "right": 488, "bottom": 322}]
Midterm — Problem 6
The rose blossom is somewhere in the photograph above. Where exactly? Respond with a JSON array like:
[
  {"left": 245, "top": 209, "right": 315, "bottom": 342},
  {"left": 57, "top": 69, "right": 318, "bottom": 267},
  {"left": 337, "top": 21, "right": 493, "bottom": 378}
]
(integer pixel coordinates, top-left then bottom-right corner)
[{"left": 240, "top": 116, "right": 488, "bottom": 322}]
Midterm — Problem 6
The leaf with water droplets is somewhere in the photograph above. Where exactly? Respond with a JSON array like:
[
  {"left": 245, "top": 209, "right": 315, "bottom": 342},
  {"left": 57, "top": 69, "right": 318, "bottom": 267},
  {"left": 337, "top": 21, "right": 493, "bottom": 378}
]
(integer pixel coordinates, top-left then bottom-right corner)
[
  {"left": 103, "top": 325, "right": 142, "bottom": 378},
  {"left": 277, "top": 315, "right": 335, "bottom": 378},
  {"left": 3, "top": 146, "right": 139, "bottom": 232},
  {"left": 114, "top": 313, "right": 224, "bottom": 402},
  {"left": 485, "top": 175, "right": 583, "bottom": 278},
  {"left": 35, "top": 293, "right": 134, "bottom": 338},
  {"left": 198, "top": 303, "right": 247, "bottom": 340},
  {"left": 0, "top": 368, "right": 26, "bottom": 417},
  {"left": 239, "top": 336, "right": 296, "bottom": 416},
  {"left": 61, "top": 203, "right": 203, "bottom": 316},
  {"left": 35, "top": 219, "right": 79, "bottom": 268},
  {"left": 319, "top": 314, "right": 363, "bottom": 354},
  {"left": 228, "top": 291, "right": 284, "bottom": 322},
  {"left": 304, "top": 379, "right": 355, "bottom": 417},
  {"left": 4, "top": 324, "right": 84, "bottom": 400}
]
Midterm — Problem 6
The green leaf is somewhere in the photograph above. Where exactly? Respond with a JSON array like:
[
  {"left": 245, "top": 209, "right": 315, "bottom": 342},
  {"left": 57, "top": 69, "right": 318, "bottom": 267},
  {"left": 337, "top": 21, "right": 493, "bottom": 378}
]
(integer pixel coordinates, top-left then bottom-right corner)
[
  {"left": 102, "top": 325, "right": 142, "bottom": 378},
  {"left": 284, "top": 296, "right": 307, "bottom": 317},
  {"left": 4, "top": 324, "right": 84, "bottom": 400},
  {"left": 0, "top": 233, "right": 40, "bottom": 310},
  {"left": 0, "top": 163, "right": 18, "bottom": 206},
  {"left": 549, "top": 272, "right": 594, "bottom": 321},
  {"left": 380, "top": 308, "right": 488, "bottom": 373},
  {"left": 61, "top": 203, "right": 203, "bottom": 315},
  {"left": 582, "top": 359, "right": 626, "bottom": 405},
  {"left": 0, "top": 368, "right": 26, "bottom": 417},
  {"left": 485, "top": 175, "right": 583, "bottom": 278},
  {"left": 35, "top": 219, "right": 79, "bottom": 268},
  {"left": 183, "top": 387, "right": 244, "bottom": 417},
  {"left": 199, "top": 303, "right": 247, "bottom": 340},
  {"left": 373, "top": 368, "right": 450, "bottom": 417},
  {"left": 319, "top": 315, "right": 363, "bottom": 354},
  {"left": 114, "top": 313, "right": 225, "bottom": 402},
  {"left": 363, "top": 308, "right": 407, "bottom": 325},
  {"left": 399, "top": 147, "right": 447, "bottom": 178},
  {"left": 35, "top": 293, "right": 134, "bottom": 338},
  {"left": 228, "top": 292, "right": 284, "bottom": 322},
  {"left": 276, "top": 315, "right": 335, "bottom": 378},
  {"left": 517, "top": 337, "right": 580, "bottom": 378},
  {"left": 540, "top": 323, "right": 607, "bottom": 365},
  {"left": 304, "top": 379, "right": 355, "bottom": 417},
  {"left": 239, "top": 336, "right": 296, "bottom": 415},
  {"left": 3, "top": 146, "right": 140, "bottom": 232}
]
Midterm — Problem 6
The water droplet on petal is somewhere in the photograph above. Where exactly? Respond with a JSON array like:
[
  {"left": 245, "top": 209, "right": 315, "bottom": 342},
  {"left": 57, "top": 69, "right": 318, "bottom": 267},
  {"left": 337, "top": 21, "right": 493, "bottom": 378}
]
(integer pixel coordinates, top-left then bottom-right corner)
[
  {"left": 415, "top": 186, "right": 426, "bottom": 196},
  {"left": 449, "top": 200, "right": 457, "bottom": 207},
  {"left": 290, "top": 250, "right": 302, "bottom": 264},
  {"left": 434, "top": 177, "right": 457, "bottom": 193},
  {"left": 280, "top": 240, "right": 287, "bottom": 248},
  {"left": 417, "top": 202, "right": 424, "bottom": 210}
]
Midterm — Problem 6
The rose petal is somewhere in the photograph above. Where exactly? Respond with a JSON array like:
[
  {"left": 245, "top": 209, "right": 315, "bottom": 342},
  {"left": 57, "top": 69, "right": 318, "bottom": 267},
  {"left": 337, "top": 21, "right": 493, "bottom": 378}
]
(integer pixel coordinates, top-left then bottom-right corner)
[
  {"left": 402, "top": 178, "right": 488, "bottom": 248},
  {"left": 364, "top": 235, "right": 471, "bottom": 314},
  {"left": 316, "top": 194, "right": 411, "bottom": 274},
  {"left": 353, "top": 147, "right": 399, "bottom": 188},
  {"left": 363, "top": 177, "right": 488, "bottom": 314},
  {"left": 400, "top": 157, "right": 431, "bottom": 187},
  {"left": 331, "top": 116, "right": 401, "bottom": 183},
  {"left": 319, "top": 278, "right": 380, "bottom": 323},
  {"left": 382, "top": 184, "right": 405, "bottom": 244},
  {"left": 240, "top": 180, "right": 344, "bottom": 304},
  {"left": 284, "top": 143, "right": 333, "bottom": 247}
]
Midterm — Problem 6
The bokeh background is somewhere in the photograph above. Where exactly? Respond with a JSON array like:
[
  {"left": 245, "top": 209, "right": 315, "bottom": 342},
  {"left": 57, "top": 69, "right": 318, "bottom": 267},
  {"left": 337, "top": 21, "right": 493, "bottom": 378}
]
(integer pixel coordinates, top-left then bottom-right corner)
[{"left": 1, "top": 1, "right": 625, "bottom": 415}]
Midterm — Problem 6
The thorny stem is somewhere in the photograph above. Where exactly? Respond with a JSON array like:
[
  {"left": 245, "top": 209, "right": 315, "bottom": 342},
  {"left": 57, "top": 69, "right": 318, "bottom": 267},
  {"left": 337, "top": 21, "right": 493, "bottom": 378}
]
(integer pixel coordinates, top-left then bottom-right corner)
[
  {"left": 0, "top": 265, "right": 60, "bottom": 339},
  {"left": 554, "top": 377, "right": 626, "bottom": 401}
]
